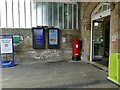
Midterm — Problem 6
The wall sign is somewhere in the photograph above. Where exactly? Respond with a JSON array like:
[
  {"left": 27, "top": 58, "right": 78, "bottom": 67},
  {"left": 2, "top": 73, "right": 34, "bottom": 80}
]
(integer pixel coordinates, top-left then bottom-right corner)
[
  {"left": 0, "top": 35, "right": 14, "bottom": 67},
  {"left": 48, "top": 28, "right": 59, "bottom": 49},
  {"left": 0, "top": 35, "right": 13, "bottom": 54},
  {"left": 112, "top": 36, "right": 117, "bottom": 44},
  {"left": 32, "top": 27, "right": 45, "bottom": 49},
  {"left": 13, "top": 35, "right": 20, "bottom": 45}
]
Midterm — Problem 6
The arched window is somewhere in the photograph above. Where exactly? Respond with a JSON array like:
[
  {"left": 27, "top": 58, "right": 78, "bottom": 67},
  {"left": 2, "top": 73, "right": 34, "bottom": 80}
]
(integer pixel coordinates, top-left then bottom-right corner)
[{"left": 91, "top": 3, "right": 110, "bottom": 20}]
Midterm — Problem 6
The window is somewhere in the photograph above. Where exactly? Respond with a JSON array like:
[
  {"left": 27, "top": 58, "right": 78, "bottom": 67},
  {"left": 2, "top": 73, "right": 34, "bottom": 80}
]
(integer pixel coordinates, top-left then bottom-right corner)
[
  {"left": 48, "top": 3, "right": 52, "bottom": 27},
  {"left": 95, "top": 4, "right": 110, "bottom": 15},
  {"left": 0, "top": 1, "right": 78, "bottom": 29}
]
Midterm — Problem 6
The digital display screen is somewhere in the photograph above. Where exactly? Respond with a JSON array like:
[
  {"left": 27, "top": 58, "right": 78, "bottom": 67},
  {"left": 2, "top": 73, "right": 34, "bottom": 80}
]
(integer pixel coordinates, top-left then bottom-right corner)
[
  {"left": 34, "top": 29, "right": 43, "bottom": 45},
  {"left": 32, "top": 28, "right": 44, "bottom": 49},
  {"left": 49, "top": 29, "right": 58, "bottom": 45}
]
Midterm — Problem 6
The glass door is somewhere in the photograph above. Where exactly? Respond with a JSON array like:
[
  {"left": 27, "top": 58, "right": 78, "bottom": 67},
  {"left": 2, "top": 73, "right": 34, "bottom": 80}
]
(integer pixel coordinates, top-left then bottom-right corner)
[{"left": 92, "top": 21, "right": 104, "bottom": 60}]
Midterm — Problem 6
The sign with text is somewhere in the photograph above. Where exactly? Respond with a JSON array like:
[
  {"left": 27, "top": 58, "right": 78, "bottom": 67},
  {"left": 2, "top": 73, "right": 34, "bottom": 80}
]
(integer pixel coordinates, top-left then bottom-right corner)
[
  {"left": 0, "top": 35, "right": 13, "bottom": 54},
  {"left": 0, "top": 35, "right": 14, "bottom": 67}
]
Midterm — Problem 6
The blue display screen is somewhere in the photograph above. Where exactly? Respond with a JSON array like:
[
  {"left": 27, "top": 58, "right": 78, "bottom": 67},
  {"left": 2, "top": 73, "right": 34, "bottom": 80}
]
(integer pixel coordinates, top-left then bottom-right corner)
[
  {"left": 49, "top": 29, "right": 58, "bottom": 45},
  {"left": 34, "top": 29, "right": 43, "bottom": 46}
]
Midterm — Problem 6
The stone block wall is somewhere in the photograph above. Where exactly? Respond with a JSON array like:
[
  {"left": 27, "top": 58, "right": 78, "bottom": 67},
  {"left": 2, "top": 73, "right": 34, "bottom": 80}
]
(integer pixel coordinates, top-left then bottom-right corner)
[{"left": 0, "top": 28, "right": 80, "bottom": 63}]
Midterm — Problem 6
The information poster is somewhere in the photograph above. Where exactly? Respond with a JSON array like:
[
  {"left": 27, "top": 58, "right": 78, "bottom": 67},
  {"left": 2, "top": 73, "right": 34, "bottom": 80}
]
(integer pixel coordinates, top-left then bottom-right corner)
[
  {"left": 32, "top": 28, "right": 44, "bottom": 49},
  {"left": 0, "top": 35, "right": 13, "bottom": 54},
  {"left": 48, "top": 28, "right": 59, "bottom": 49},
  {"left": 49, "top": 29, "right": 58, "bottom": 45}
]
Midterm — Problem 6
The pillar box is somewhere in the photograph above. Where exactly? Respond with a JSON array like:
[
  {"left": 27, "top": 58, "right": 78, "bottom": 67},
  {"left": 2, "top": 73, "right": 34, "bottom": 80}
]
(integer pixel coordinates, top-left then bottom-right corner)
[{"left": 72, "top": 39, "right": 81, "bottom": 61}]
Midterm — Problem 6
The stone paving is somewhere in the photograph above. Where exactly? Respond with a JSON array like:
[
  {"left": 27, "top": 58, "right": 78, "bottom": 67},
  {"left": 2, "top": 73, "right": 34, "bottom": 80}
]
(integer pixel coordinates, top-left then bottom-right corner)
[{"left": 2, "top": 61, "right": 120, "bottom": 88}]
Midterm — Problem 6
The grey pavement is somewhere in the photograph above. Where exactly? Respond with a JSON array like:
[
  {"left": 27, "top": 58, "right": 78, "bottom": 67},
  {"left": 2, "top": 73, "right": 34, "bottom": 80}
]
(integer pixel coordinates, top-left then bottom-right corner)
[{"left": 2, "top": 61, "right": 120, "bottom": 88}]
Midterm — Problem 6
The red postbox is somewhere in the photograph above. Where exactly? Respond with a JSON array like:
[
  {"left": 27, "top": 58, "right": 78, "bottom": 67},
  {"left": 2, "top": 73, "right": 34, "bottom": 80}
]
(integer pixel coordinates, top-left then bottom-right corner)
[{"left": 72, "top": 39, "right": 80, "bottom": 61}]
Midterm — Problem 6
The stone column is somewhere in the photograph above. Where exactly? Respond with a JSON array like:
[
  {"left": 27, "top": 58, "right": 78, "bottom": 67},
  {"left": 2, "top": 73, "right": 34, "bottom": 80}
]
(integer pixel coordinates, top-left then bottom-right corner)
[
  {"left": 108, "top": 2, "right": 120, "bottom": 85},
  {"left": 81, "top": 17, "right": 91, "bottom": 61},
  {"left": 110, "top": 3, "right": 120, "bottom": 53}
]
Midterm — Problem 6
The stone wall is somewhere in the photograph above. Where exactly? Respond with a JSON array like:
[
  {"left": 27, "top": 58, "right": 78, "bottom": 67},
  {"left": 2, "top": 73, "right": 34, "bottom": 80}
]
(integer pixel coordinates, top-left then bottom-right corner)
[
  {"left": 110, "top": 3, "right": 120, "bottom": 53},
  {"left": 78, "top": 2, "right": 99, "bottom": 61},
  {"left": 0, "top": 28, "right": 80, "bottom": 64}
]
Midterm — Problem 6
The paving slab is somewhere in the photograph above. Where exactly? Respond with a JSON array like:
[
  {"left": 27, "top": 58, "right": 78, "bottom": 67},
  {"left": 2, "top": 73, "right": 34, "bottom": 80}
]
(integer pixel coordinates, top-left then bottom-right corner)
[{"left": 2, "top": 61, "right": 120, "bottom": 88}]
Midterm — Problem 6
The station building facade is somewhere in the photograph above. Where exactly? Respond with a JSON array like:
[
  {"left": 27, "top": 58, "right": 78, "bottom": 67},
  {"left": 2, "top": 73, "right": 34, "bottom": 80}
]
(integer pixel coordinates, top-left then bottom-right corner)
[
  {"left": 0, "top": 1, "right": 120, "bottom": 85},
  {"left": 79, "top": 2, "right": 120, "bottom": 64}
]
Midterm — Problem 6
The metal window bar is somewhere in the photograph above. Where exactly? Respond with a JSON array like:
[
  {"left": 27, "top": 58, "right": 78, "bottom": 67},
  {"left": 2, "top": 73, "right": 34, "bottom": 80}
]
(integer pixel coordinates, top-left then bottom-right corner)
[
  {"left": 57, "top": 2, "right": 59, "bottom": 28},
  {"left": 76, "top": 4, "right": 78, "bottom": 29},
  {"left": 62, "top": 3, "right": 64, "bottom": 29},
  {"left": 67, "top": 3, "right": 69, "bottom": 29},
  {"left": 36, "top": 2, "right": 38, "bottom": 26},
  {"left": 5, "top": 0, "right": 7, "bottom": 27},
  {"left": 72, "top": 4, "right": 74, "bottom": 29},
  {"left": 52, "top": 2, "right": 54, "bottom": 27},
  {"left": 24, "top": 0, "right": 26, "bottom": 27},
  {"left": 30, "top": 0, "right": 32, "bottom": 27},
  {"left": 46, "top": 2, "right": 48, "bottom": 26},
  {"left": 18, "top": 0, "right": 20, "bottom": 27},
  {"left": 42, "top": 2, "right": 43, "bottom": 26},
  {"left": 12, "top": 0, "right": 14, "bottom": 27}
]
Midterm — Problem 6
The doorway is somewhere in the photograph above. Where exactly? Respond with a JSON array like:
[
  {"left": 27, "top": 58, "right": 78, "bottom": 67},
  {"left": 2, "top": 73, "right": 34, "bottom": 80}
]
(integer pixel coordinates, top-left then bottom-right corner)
[
  {"left": 92, "top": 17, "right": 110, "bottom": 67},
  {"left": 90, "top": 3, "right": 111, "bottom": 67}
]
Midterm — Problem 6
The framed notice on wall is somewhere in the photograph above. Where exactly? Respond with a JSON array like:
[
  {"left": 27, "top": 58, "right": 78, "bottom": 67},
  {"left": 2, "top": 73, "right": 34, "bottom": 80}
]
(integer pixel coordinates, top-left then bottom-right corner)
[
  {"left": 0, "top": 35, "right": 14, "bottom": 67},
  {"left": 48, "top": 28, "right": 59, "bottom": 49},
  {"left": 32, "top": 27, "right": 45, "bottom": 49},
  {"left": 0, "top": 35, "right": 13, "bottom": 54}
]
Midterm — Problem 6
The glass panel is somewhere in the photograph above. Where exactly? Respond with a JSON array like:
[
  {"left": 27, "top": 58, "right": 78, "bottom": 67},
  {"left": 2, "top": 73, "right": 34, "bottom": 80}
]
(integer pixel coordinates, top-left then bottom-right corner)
[
  {"left": 73, "top": 4, "right": 76, "bottom": 29},
  {"left": 43, "top": 2, "right": 48, "bottom": 26},
  {"left": 25, "top": 0, "right": 31, "bottom": 28},
  {"left": 48, "top": 2, "right": 52, "bottom": 27},
  {"left": 0, "top": 0, "right": 7, "bottom": 27},
  {"left": 53, "top": 2, "right": 58, "bottom": 28},
  {"left": 19, "top": 0, "right": 25, "bottom": 28},
  {"left": 37, "top": 2, "right": 42, "bottom": 26},
  {"left": 59, "top": 3, "right": 62, "bottom": 29},
  {"left": 69, "top": 4, "right": 72, "bottom": 29},
  {"left": 95, "top": 6, "right": 103, "bottom": 15},
  {"left": 64, "top": 3, "right": 67, "bottom": 29},
  {"left": 107, "top": 5, "right": 110, "bottom": 9},
  {"left": 103, "top": 5, "right": 107, "bottom": 11},
  {"left": 6, "top": 0, "right": 13, "bottom": 27},
  {"left": 31, "top": 2, "right": 37, "bottom": 27},
  {"left": 93, "top": 22, "right": 103, "bottom": 60},
  {"left": 13, "top": 0, "right": 19, "bottom": 28}
]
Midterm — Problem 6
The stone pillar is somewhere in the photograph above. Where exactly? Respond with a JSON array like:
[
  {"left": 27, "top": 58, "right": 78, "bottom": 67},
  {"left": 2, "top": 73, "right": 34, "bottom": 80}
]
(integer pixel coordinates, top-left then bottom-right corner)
[
  {"left": 110, "top": 3, "right": 120, "bottom": 53},
  {"left": 81, "top": 17, "right": 91, "bottom": 61},
  {"left": 108, "top": 2, "right": 120, "bottom": 85}
]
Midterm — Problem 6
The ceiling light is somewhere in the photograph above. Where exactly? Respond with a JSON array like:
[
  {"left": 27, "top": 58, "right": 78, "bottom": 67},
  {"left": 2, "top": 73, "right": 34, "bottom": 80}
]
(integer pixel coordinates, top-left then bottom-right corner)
[{"left": 94, "top": 22, "right": 98, "bottom": 26}]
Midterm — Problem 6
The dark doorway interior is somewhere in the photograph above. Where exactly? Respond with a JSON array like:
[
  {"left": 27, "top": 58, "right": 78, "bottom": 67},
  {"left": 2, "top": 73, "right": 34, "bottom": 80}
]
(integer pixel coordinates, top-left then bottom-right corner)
[{"left": 104, "top": 21, "right": 110, "bottom": 58}]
